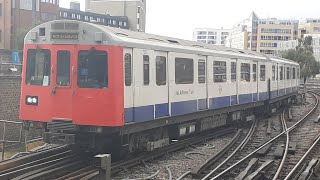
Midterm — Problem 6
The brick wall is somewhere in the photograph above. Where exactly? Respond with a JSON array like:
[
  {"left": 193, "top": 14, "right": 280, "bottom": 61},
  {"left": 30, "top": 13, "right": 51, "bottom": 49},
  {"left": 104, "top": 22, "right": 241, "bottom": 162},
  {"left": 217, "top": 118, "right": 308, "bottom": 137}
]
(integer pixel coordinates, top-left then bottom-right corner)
[{"left": 0, "top": 76, "right": 42, "bottom": 149}]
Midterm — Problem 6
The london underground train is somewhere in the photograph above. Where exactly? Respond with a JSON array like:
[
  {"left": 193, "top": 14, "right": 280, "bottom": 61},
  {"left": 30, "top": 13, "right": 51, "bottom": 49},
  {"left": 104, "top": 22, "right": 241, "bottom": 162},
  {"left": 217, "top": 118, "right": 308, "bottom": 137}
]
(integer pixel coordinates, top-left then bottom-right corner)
[{"left": 20, "top": 20, "right": 300, "bottom": 156}]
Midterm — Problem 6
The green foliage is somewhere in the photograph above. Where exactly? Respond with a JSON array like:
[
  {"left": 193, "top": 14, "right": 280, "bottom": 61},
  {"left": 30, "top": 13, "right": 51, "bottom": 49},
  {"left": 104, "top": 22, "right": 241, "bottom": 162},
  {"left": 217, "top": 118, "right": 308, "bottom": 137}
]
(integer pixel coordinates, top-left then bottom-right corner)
[{"left": 282, "top": 36, "right": 319, "bottom": 78}]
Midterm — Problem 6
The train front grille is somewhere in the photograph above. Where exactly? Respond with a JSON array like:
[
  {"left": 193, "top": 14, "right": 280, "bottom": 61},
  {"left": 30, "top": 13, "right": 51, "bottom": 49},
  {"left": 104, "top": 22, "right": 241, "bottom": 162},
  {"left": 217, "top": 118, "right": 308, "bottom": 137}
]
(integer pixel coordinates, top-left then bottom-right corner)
[{"left": 47, "top": 120, "right": 76, "bottom": 132}]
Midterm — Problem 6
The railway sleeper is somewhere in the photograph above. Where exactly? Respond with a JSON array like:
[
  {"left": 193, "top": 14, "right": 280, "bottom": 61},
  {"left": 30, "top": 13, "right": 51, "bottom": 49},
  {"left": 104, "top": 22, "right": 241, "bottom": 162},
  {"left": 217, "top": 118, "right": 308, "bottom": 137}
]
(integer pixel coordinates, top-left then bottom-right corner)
[
  {"left": 298, "top": 159, "right": 318, "bottom": 180},
  {"left": 244, "top": 160, "right": 273, "bottom": 180},
  {"left": 235, "top": 158, "right": 258, "bottom": 180}
]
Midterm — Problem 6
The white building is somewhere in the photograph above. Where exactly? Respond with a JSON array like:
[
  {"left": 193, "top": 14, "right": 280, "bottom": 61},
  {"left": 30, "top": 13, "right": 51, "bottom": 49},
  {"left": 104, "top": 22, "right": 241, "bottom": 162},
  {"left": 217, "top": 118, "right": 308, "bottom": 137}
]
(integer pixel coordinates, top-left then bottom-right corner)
[
  {"left": 85, "top": 0, "right": 146, "bottom": 32},
  {"left": 193, "top": 28, "right": 231, "bottom": 45},
  {"left": 276, "top": 40, "right": 299, "bottom": 56}
]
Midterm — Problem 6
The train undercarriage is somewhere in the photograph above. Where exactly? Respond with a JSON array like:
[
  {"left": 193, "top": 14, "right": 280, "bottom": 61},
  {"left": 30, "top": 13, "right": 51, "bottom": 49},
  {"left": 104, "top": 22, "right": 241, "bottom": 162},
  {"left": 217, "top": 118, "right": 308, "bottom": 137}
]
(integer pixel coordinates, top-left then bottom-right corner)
[{"left": 30, "top": 93, "right": 297, "bottom": 159}]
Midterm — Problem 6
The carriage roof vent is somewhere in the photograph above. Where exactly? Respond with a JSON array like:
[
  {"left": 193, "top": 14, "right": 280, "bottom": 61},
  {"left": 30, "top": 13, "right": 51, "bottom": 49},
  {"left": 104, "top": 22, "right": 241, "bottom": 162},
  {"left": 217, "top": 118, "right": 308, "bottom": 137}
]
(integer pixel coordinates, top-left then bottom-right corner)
[
  {"left": 238, "top": 51, "right": 245, "bottom": 54},
  {"left": 116, "top": 33, "right": 128, "bottom": 37},
  {"left": 167, "top": 39, "right": 179, "bottom": 44},
  {"left": 192, "top": 44, "right": 204, "bottom": 48},
  {"left": 148, "top": 38, "right": 164, "bottom": 42}
]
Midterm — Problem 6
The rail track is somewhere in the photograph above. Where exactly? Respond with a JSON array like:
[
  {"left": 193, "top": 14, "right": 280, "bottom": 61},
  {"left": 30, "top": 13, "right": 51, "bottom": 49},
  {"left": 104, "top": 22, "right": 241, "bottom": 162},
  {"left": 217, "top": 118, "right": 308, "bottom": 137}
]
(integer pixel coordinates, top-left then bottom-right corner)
[
  {"left": 0, "top": 127, "right": 236, "bottom": 180},
  {"left": 186, "top": 92, "right": 319, "bottom": 180}
]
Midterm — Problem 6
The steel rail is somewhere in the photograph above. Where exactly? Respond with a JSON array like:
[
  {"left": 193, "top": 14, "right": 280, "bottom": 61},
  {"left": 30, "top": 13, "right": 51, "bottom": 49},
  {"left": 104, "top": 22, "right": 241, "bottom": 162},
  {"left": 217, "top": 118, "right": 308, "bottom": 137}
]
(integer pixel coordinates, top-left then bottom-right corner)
[
  {"left": 208, "top": 92, "right": 318, "bottom": 180},
  {"left": 284, "top": 96, "right": 320, "bottom": 180},
  {"left": 273, "top": 109, "right": 289, "bottom": 180},
  {"left": 200, "top": 120, "right": 256, "bottom": 179}
]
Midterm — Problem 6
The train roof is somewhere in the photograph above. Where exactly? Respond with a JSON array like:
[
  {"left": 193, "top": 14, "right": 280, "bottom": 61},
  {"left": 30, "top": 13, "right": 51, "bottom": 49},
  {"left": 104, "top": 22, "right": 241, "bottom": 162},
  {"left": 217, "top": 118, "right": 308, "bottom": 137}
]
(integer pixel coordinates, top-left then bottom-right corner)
[{"left": 24, "top": 20, "right": 299, "bottom": 66}]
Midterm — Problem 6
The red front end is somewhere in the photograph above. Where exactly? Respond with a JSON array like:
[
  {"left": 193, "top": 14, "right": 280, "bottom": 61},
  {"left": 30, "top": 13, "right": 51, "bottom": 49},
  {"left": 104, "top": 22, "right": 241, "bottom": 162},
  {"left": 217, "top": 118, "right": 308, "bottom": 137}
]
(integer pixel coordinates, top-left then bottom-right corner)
[{"left": 20, "top": 44, "right": 124, "bottom": 127}]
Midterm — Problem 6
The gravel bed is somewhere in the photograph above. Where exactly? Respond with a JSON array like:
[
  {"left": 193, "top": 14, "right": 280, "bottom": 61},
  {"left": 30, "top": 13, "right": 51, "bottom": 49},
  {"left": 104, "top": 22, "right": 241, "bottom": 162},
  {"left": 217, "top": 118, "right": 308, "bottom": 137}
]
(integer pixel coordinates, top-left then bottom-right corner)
[{"left": 112, "top": 133, "right": 236, "bottom": 179}]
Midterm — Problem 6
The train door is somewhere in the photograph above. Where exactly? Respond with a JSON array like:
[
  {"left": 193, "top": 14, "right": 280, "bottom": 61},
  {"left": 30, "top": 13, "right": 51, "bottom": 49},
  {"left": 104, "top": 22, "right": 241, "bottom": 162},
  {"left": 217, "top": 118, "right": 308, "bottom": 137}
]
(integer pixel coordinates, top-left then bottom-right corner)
[
  {"left": 51, "top": 46, "right": 74, "bottom": 120},
  {"left": 154, "top": 51, "right": 169, "bottom": 118},
  {"left": 72, "top": 45, "right": 123, "bottom": 126},
  {"left": 124, "top": 48, "right": 134, "bottom": 123},
  {"left": 132, "top": 48, "right": 155, "bottom": 122},
  {"left": 196, "top": 56, "right": 207, "bottom": 110}
]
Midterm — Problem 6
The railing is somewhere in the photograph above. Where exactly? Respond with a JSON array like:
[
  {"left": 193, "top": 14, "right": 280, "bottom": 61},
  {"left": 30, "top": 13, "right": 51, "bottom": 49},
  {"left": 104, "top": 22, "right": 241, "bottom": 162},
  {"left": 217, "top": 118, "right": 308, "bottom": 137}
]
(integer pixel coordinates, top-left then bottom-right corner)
[{"left": 0, "top": 120, "right": 42, "bottom": 160}]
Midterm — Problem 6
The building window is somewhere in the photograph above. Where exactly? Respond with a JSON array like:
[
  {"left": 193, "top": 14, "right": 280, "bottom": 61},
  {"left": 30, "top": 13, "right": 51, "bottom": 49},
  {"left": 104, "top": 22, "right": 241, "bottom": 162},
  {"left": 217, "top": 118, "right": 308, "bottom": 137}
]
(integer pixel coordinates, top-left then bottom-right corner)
[
  {"left": 198, "top": 60, "right": 206, "bottom": 83},
  {"left": 124, "top": 53, "right": 132, "bottom": 86},
  {"left": 156, "top": 56, "right": 166, "bottom": 86},
  {"left": 253, "top": 64, "right": 257, "bottom": 82},
  {"left": 113, "top": 20, "right": 116, "bottom": 25},
  {"left": 78, "top": 51, "right": 108, "bottom": 89},
  {"left": 77, "top": 14, "right": 80, "bottom": 20},
  {"left": 231, "top": 62, "right": 236, "bottom": 82},
  {"left": 0, "top": 30, "right": 2, "bottom": 42},
  {"left": 213, "top": 61, "right": 227, "bottom": 83},
  {"left": 119, "top": 21, "right": 123, "bottom": 26},
  {"left": 124, "top": 22, "right": 127, "bottom": 27},
  {"left": 63, "top": 12, "right": 67, "bottom": 18},
  {"left": 241, "top": 63, "right": 250, "bottom": 82},
  {"left": 0, "top": 3, "right": 2, "bottom": 16},
  {"left": 175, "top": 58, "right": 194, "bottom": 84},
  {"left": 143, "top": 55, "right": 150, "bottom": 85},
  {"left": 272, "top": 65, "right": 276, "bottom": 81},
  {"left": 85, "top": 16, "right": 88, "bottom": 21},
  {"left": 260, "top": 65, "right": 266, "bottom": 81},
  {"left": 72, "top": 13, "right": 75, "bottom": 19}
]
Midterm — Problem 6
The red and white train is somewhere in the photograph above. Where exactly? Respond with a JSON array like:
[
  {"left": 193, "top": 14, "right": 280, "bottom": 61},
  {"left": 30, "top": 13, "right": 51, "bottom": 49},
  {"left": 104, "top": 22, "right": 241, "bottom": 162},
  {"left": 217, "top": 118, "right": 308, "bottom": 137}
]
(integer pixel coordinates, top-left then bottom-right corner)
[{"left": 20, "top": 20, "right": 300, "bottom": 156}]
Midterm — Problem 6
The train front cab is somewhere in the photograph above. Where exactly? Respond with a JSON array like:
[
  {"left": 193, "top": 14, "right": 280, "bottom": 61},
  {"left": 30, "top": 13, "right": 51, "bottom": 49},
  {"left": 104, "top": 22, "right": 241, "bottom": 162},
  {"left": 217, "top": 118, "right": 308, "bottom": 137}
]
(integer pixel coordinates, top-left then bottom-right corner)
[{"left": 20, "top": 44, "right": 124, "bottom": 144}]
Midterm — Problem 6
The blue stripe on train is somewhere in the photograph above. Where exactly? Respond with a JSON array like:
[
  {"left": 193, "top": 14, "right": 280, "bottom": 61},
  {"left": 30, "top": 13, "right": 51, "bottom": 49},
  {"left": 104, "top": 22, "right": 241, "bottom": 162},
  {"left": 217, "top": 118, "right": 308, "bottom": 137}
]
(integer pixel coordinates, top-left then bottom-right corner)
[
  {"left": 125, "top": 91, "right": 278, "bottom": 123},
  {"left": 198, "top": 99, "right": 208, "bottom": 110},
  {"left": 155, "top": 103, "right": 169, "bottom": 118},
  {"left": 231, "top": 95, "right": 238, "bottom": 105},
  {"left": 259, "top": 92, "right": 269, "bottom": 101},
  {"left": 211, "top": 96, "right": 230, "bottom": 109},
  {"left": 171, "top": 100, "right": 197, "bottom": 116},
  {"left": 279, "top": 89, "right": 286, "bottom": 96},
  {"left": 271, "top": 90, "right": 278, "bottom": 99},
  {"left": 239, "top": 94, "right": 252, "bottom": 104}
]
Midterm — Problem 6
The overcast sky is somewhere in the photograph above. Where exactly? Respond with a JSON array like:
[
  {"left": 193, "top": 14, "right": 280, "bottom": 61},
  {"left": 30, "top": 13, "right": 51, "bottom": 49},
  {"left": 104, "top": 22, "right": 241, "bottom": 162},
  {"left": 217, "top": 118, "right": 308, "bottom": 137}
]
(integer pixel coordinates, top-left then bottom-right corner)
[{"left": 60, "top": 0, "right": 320, "bottom": 40}]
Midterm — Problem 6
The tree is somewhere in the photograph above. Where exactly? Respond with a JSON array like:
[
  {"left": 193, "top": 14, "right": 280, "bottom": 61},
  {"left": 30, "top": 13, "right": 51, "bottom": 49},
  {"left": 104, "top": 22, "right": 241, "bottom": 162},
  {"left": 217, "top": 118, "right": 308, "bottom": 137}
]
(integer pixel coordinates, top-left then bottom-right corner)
[{"left": 282, "top": 36, "right": 319, "bottom": 78}]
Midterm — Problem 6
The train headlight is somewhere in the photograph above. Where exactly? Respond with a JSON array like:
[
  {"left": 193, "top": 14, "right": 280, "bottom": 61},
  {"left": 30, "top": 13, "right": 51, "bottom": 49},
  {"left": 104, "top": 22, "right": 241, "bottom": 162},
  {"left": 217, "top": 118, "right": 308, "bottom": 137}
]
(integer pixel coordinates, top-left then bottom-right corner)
[
  {"left": 26, "top": 96, "right": 38, "bottom": 106},
  {"left": 27, "top": 97, "right": 33, "bottom": 103},
  {"left": 32, "top": 98, "right": 37, "bottom": 104}
]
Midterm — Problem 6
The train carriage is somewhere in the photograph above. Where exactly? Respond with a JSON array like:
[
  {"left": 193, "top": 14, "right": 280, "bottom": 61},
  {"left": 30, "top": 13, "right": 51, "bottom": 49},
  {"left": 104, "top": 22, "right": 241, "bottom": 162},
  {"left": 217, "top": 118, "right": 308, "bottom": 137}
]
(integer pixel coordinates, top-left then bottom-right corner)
[{"left": 20, "top": 20, "right": 300, "bottom": 155}]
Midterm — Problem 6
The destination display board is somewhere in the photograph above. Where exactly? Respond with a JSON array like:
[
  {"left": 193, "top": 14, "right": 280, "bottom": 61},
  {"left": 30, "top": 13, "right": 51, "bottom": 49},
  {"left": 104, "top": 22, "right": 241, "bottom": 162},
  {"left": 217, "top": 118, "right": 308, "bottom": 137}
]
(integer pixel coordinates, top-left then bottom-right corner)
[{"left": 51, "top": 32, "right": 79, "bottom": 40}]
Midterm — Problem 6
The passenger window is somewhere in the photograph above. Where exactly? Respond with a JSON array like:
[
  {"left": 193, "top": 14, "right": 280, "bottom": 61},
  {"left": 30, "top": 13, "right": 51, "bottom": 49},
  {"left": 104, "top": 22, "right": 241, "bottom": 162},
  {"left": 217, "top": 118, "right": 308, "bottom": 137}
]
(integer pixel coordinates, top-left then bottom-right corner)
[
  {"left": 272, "top": 65, "right": 276, "bottom": 81},
  {"left": 280, "top": 66, "right": 283, "bottom": 80},
  {"left": 156, "top": 56, "right": 166, "bottom": 86},
  {"left": 143, "top": 55, "right": 150, "bottom": 85},
  {"left": 293, "top": 68, "right": 296, "bottom": 79},
  {"left": 260, "top": 65, "right": 266, "bottom": 81},
  {"left": 231, "top": 62, "right": 236, "bottom": 82},
  {"left": 78, "top": 50, "right": 108, "bottom": 89},
  {"left": 124, "top": 53, "right": 132, "bottom": 86},
  {"left": 287, "top": 67, "right": 290, "bottom": 80},
  {"left": 57, "top": 51, "right": 70, "bottom": 86},
  {"left": 253, "top": 64, "right": 257, "bottom": 82},
  {"left": 241, "top": 63, "right": 250, "bottom": 82},
  {"left": 26, "top": 49, "right": 51, "bottom": 86},
  {"left": 198, "top": 60, "right": 206, "bottom": 84},
  {"left": 297, "top": 68, "right": 300, "bottom": 79},
  {"left": 175, "top": 58, "right": 194, "bottom": 84},
  {"left": 213, "top": 61, "right": 227, "bottom": 83}
]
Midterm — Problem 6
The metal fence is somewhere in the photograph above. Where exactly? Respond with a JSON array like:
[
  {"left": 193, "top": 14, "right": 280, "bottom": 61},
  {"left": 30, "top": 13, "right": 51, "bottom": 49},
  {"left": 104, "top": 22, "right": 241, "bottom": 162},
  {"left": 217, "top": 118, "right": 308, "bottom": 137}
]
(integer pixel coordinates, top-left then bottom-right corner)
[{"left": 0, "top": 119, "right": 43, "bottom": 160}]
